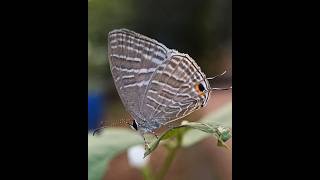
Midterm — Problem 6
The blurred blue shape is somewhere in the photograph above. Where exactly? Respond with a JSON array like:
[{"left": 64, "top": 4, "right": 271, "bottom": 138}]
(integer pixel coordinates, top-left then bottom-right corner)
[{"left": 88, "top": 91, "right": 105, "bottom": 130}]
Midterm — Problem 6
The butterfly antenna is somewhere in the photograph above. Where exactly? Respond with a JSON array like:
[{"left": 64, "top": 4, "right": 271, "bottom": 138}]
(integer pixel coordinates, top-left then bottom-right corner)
[
  {"left": 210, "top": 86, "right": 232, "bottom": 91},
  {"left": 206, "top": 70, "right": 227, "bottom": 80},
  {"left": 92, "top": 126, "right": 108, "bottom": 136},
  {"left": 206, "top": 70, "right": 232, "bottom": 92}
]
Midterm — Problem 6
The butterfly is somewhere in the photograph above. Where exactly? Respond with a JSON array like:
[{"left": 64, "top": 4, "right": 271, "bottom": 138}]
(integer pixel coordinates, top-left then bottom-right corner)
[{"left": 94, "top": 29, "right": 231, "bottom": 145}]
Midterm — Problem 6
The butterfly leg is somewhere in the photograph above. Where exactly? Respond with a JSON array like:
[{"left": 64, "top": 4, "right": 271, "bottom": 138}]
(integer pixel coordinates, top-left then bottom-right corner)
[
  {"left": 139, "top": 132, "right": 151, "bottom": 150},
  {"left": 146, "top": 130, "right": 159, "bottom": 139},
  {"left": 151, "top": 132, "right": 159, "bottom": 139},
  {"left": 142, "top": 135, "right": 151, "bottom": 149}
]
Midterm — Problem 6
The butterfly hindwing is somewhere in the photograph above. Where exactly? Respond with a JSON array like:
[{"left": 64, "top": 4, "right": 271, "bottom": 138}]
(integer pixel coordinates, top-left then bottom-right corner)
[{"left": 140, "top": 52, "right": 210, "bottom": 126}]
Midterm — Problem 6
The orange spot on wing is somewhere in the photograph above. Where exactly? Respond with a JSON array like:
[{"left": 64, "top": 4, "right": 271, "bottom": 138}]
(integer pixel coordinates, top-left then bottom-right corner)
[{"left": 195, "top": 84, "right": 205, "bottom": 96}]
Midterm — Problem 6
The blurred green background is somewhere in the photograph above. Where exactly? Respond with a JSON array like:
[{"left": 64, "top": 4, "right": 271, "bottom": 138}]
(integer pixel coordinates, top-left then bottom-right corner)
[{"left": 88, "top": 0, "right": 232, "bottom": 179}]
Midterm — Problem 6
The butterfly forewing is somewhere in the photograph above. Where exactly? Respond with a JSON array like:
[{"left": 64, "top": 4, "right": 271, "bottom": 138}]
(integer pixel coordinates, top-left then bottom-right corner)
[{"left": 108, "top": 29, "right": 169, "bottom": 122}]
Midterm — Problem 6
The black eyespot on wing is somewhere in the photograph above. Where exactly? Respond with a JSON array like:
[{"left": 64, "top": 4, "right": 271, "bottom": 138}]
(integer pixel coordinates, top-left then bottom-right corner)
[
  {"left": 198, "top": 83, "right": 205, "bottom": 92},
  {"left": 132, "top": 120, "right": 138, "bottom": 130}
]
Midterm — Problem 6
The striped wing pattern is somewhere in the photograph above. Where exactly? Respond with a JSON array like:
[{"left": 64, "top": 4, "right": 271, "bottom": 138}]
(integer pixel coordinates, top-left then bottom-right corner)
[
  {"left": 141, "top": 53, "right": 210, "bottom": 127},
  {"left": 108, "top": 29, "right": 210, "bottom": 133},
  {"left": 108, "top": 29, "right": 169, "bottom": 123}
]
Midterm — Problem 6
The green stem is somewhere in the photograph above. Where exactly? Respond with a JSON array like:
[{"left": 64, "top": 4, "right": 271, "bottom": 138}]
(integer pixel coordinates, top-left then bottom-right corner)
[
  {"left": 156, "top": 132, "right": 182, "bottom": 180},
  {"left": 141, "top": 165, "right": 154, "bottom": 180}
]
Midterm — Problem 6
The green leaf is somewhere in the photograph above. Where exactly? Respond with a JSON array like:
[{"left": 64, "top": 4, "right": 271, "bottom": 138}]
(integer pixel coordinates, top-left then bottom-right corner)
[
  {"left": 182, "top": 103, "right": 232, "bottom": 147},
  {"left": 88, "top": 103, "right": 232, "bottom": 179},
  {"left": 88, "top": 128, "right": 144, "bottom": 180},
  {"left": 143, "top": 126, "right": 188, "bottom": 158},
  {"left": 217, "top": 137, "right": 231, "bottom": 150},
  {"left": 181, "top": 121, "right": 215, "bottom": 133},
  {"left": 144, "top": 103, "right": 232, "bottom": 157},
  {"left": 215, "top": 126, "right": 232, "bottom": 149},
  {"left": 161, "top": 126, "right": 188, "bottom": 140},
  {"left": 216, "top": 126, "right": 232, "bottom": 142}
]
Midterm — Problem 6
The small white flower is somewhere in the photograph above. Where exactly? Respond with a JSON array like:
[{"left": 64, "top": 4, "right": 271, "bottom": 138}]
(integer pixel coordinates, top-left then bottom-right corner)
[{"left": 127, "top": 145, "right": 150, "bottom": 168}]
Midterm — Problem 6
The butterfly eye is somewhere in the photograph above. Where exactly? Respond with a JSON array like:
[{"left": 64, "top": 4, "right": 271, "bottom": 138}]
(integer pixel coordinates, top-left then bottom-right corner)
[{"left": 195, "top": 83, "right": 206, "bottom": 96}]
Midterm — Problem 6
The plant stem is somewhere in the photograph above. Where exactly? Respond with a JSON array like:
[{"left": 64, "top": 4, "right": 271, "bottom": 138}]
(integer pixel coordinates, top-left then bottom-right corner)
[
  {"left": 156, "top": 132, "right": 182, "bottom": 180},
  {"left": 141, "top": 165, "right": 154, "bottom": 180}
]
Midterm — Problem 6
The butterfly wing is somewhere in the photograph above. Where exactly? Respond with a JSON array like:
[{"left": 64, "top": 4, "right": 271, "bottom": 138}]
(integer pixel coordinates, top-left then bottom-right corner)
[
  {"left": 140, "top": 52, "right": 210, "bottom": 126},
  {"left": 108, "top": 29, "right": 169, "bottom": 122}
]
